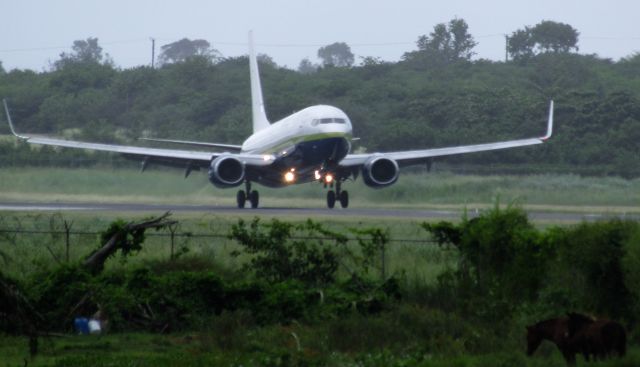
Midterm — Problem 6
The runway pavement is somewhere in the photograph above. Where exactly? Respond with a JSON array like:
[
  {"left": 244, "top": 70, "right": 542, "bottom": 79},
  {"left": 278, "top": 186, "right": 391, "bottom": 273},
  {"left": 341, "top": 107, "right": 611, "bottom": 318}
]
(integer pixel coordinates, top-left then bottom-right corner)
[{"left": 0, "top": 201, "right": 636, "bottom": 222}]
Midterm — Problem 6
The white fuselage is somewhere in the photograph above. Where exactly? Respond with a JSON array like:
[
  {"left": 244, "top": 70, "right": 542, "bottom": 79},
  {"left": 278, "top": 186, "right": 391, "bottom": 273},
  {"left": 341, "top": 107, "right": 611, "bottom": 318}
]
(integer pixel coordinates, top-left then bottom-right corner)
[{"left": 241, "top": 105, "right": 352, "bottom": 155}]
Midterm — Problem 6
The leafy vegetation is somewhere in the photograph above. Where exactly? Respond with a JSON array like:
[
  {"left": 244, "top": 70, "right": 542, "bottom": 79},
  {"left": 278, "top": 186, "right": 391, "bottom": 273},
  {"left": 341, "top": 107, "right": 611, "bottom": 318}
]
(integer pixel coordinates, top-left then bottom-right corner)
[
  {"left": 508, "top": 21, "right": 580, "bottom": 61},
  {"left": 2, "top": 209, "right": 640, "bottom": 365}
]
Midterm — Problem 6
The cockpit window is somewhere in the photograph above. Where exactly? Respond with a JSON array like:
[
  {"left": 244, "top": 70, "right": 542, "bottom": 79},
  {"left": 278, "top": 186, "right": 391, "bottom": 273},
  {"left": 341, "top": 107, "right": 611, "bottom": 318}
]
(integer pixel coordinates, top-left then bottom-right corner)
[{"left": 313, "top": 118, "right": 347, "bottom": 125}]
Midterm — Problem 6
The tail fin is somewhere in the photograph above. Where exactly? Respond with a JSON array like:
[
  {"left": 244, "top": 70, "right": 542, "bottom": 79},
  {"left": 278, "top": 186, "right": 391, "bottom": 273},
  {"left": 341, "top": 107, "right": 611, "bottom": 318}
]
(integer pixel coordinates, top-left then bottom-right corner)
[{"left": 248, "top": 31, "right": 270, "bottom": 132}]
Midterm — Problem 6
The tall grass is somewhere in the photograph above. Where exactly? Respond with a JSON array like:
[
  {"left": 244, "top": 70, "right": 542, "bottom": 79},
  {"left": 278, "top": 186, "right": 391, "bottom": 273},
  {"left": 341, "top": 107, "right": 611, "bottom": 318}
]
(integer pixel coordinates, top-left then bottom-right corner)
[{"left": 0, "top": 167, "right": 639, "bottom": 209}]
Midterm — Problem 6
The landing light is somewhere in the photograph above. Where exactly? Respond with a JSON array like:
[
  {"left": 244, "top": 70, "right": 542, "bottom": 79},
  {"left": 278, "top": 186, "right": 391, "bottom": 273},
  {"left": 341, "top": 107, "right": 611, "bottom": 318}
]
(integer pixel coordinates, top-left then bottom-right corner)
[
  {"left": 284, "top": 171, "right": 296, "bottom": 183},
  {"left": 324, "top": 174, "right": 333, "bottom": 184},
  {"left": 314, "top": 170, "right": 321, "bottom": 180}
]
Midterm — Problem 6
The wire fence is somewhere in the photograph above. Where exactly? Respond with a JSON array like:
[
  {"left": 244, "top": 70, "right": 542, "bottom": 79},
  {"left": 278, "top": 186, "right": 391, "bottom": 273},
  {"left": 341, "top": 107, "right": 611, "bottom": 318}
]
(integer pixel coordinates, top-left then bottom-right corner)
[
  {"left": 0, "top": 227, "right": 440, "bottom": 265},
  {"left": 0, "top": 227, "right": 444, "bottom": 282},
  {"left": 0, "top": 228, "right": 437, "bottom": 244}
]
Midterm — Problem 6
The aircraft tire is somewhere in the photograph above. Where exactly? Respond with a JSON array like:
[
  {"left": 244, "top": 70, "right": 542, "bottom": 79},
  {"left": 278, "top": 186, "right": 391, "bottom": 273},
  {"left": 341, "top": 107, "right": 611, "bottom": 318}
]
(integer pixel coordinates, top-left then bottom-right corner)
[
  {"left": 249, "top": 190, "right": 259, "bottom": 209},
  {"left": 236, "top": 190, "right": 246, "bottom": 208},
  {"left": 327, "top": 190, "right": 336, "bottom": 209},
  {"left": 339, "top": 190, "right": 349, "bottom": 208}
]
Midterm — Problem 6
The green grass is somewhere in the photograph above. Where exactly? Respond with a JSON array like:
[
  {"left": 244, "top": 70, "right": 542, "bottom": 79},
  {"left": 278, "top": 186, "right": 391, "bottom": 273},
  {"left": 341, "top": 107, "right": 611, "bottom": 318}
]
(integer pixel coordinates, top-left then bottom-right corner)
[
  {"left": 2, "top": 328, "right": 639, "bottom": 367},
  {"left": 0, "top": 167, "right": 639, "bottom": 211}
]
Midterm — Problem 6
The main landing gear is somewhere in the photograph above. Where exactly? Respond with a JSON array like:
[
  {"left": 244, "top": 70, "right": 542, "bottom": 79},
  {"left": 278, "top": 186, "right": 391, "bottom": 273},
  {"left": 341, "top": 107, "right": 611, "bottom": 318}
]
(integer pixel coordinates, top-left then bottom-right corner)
[
  {"left": 237, "top": 181, "right": 259, "bottom": 209},
  {"left": 326, "top": 181, "right": 348, "bottom": 209}
]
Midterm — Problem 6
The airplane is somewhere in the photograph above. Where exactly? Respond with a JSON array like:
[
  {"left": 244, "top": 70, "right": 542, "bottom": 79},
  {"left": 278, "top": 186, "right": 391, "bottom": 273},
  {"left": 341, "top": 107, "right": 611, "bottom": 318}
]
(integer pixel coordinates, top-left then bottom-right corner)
[{"left": 3, "top": 32, "right": 554, "bottom": 209}]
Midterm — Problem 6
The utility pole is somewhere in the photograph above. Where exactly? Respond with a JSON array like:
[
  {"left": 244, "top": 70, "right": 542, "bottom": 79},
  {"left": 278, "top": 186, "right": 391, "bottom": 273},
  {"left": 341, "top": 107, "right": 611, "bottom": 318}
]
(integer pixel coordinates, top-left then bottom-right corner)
[
  {"left": 504, "top": 34, "right": 509, "bottom": 62},
  {"left": 150, "top": 37, "right": 156, "bottom": 68}
]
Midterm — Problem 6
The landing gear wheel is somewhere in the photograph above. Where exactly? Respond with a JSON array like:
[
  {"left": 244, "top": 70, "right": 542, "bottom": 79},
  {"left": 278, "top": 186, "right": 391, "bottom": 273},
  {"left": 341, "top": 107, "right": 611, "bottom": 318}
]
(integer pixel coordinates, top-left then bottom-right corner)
[
  {"left": 249, "top": 190, "right": 260, "bottom": 209},
  {"left": 327, "top": 190, "right": 336, "bottom": 209},
  {"left": 339, "top": 190, "right": 349, "bottom": 208},
  {"left": 236, "top": 190, "right": 246, "bottom": 208}
]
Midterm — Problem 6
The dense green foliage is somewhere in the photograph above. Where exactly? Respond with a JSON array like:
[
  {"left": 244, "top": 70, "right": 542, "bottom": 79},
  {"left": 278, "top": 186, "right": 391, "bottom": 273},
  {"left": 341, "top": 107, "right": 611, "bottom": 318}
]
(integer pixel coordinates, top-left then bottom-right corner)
[
  {"left": 423, "top": 205, "right": 546, "bottom": 324},
  {"left": 403, "top": 18, "right": 477, "bottom": 65},
  {"left": 230, "top": 218, "right": 343, "bottom": 285},
  {"left": 2, "top": 25, "right": 640, "bottom": 177},
  {"left": 423, "top": 207, "right": 640, "bottom": 329},
  {"left": 2, "top": 217, "right": 400, "bottom": 334},
  {"left": 3, "top": 210, "right": 640, "bottom": 365},
  {"left": 508, "top": 21, "right": 580, "bottom": 61}
]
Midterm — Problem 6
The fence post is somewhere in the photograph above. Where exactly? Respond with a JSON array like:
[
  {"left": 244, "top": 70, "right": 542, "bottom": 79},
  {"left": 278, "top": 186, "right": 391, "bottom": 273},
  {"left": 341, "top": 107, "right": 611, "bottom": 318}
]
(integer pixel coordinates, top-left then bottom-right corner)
[
  {"left": 168, "top": 224, "right": 177, "bottom": 260},
  {"left": 64, "top": 220, "right": 73, "bottom": 263},
  {"left": 381, "top": 240, "right": 386, "bottom": 281}
]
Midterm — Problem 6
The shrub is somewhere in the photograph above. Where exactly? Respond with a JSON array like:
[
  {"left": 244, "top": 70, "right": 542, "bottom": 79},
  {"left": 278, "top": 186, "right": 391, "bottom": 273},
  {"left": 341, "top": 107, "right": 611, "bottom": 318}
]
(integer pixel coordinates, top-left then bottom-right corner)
[
  {"left": 623, "top": 227, "right": 640, "bottom": 321},
  {"left": 550, "top": 219, "right": 640, "bottom": 321},
  {"left": 230, "top": 218, "right": 343, "bottom": 286},
  {"left": 28, "top": 264, "right": 93, "bottom": 331},
  {"left": 422, "top": 204, "right": 548, "bottom": 322}
]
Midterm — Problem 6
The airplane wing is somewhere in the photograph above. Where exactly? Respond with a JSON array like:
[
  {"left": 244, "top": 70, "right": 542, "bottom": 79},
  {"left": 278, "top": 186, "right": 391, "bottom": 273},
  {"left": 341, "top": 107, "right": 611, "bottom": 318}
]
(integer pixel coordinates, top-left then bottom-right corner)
[
  {"left": 3, "top": 99, "right": 273, "bottom": 168},
  {"left": 138, "top": 137, "right": 243, "bottom": 152},
  {"left": 340, "top": 101, "right": 554, "bottom": 168}
]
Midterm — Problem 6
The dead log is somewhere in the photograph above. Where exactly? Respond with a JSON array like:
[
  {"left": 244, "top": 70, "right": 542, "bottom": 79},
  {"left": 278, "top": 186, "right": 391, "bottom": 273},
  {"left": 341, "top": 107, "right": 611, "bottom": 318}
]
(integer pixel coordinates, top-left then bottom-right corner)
[{"left": 83, "top": 212, "right": 176, "bottom": 274}]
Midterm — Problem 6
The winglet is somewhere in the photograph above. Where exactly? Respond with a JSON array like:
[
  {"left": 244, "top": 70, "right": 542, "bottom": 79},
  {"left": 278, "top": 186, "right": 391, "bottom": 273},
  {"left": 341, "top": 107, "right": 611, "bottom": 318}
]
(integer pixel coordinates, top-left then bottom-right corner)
[
  {"left": 541, "top": 100, "right": 554, "bottom": 141},
  {"left": 3, "top": 99, "right": 28, "bottom": 139},
  {"left": 248, "top": 31, "right": 270, "bottom": 133}
]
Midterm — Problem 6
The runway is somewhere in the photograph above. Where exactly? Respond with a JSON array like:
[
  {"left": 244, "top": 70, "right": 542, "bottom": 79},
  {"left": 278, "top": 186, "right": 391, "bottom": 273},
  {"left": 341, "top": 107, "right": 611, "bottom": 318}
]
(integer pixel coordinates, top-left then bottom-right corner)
[{"left": 0, "top": 201, "right": 636, "bottom": 222}]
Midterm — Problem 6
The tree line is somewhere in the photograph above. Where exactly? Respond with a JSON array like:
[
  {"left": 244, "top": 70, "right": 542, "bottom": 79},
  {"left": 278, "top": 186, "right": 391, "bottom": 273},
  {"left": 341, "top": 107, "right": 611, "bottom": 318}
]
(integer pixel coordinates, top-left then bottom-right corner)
[{"left": 1, "top": 19, "right": 639, "bottom": 177}]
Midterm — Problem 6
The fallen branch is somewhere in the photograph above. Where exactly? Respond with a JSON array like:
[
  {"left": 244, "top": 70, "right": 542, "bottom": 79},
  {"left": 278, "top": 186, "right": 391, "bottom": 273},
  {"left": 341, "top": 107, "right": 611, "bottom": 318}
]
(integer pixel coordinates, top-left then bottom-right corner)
[{"left": 83, "top": 212, "right": 176, "bottom": 274}]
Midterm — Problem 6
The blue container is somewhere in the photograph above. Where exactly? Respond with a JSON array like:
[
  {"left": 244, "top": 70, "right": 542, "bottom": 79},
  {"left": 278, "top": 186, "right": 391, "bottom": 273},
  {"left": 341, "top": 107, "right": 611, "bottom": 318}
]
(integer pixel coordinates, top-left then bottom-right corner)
[{"left": 74, "top": 317, "right": 89, "bottom": 335}]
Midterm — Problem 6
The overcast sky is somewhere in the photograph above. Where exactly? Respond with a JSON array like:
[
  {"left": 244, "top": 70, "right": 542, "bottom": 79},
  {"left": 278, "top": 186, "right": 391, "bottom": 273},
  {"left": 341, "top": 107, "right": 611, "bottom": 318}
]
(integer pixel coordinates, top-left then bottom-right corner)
[{"left": 2, "top": 0, "right": 640, "bottom": 71}]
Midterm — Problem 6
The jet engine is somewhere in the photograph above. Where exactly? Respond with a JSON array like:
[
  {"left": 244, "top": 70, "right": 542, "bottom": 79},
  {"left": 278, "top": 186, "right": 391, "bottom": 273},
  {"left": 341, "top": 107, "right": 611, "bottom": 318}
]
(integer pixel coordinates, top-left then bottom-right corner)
[
  {"left": 362, "top": 156, "right": 399, "bottom": 188},
  {"left": 208, "top": 155, "right": 245, "bottom": 188}
]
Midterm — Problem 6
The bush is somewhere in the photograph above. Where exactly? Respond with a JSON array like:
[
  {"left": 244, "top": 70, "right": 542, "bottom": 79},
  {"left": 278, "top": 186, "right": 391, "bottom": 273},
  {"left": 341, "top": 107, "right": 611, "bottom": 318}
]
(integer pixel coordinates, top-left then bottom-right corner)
[
  {"left": 422, "top": 204, "right": 640, "bottom": 329},
  {"left": 623, "top": 228, "right": 640, "bottom": 321},
  {"left": 230, "top": 218, "right": 343, "bottom": 285},
  {"left": 423, "top": 204, "right": 548, "bottom": 323},
  {"left": 548, "top": 219, "right": 640, "bottom": 322},
  {"left": 28, "top": 264, "right": 93, "bottom": 331}
]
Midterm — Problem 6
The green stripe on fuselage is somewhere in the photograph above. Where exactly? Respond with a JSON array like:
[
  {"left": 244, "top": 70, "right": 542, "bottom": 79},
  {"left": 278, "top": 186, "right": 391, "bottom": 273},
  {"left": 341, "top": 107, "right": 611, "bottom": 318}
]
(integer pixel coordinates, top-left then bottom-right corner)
[{"left": 260, "top": 132, "right": 351, "bottom": 154}]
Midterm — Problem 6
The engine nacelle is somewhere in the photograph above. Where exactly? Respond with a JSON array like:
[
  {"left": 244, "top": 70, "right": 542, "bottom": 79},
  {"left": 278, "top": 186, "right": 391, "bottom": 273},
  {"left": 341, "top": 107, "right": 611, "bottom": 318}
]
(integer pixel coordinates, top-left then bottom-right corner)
[
  {"left": 208, "top": 155, "right": 245, "bottom": 188},
  {"left": 362, "top": 156, "right": 399, "bottom": 188}
]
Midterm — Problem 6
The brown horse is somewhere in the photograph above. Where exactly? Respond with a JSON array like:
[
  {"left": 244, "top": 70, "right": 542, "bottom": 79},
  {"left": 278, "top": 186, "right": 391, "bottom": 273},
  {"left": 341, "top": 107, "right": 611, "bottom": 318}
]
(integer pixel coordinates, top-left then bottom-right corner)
[
  {"left": 526, "top": 316, "right": 578, "bottom": 365},
  {"left": 567, "top": 312, "right": 626, "bottom": 360},
  {"left": 527, "top": 314, "right": 627, "bottom": 366}
]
